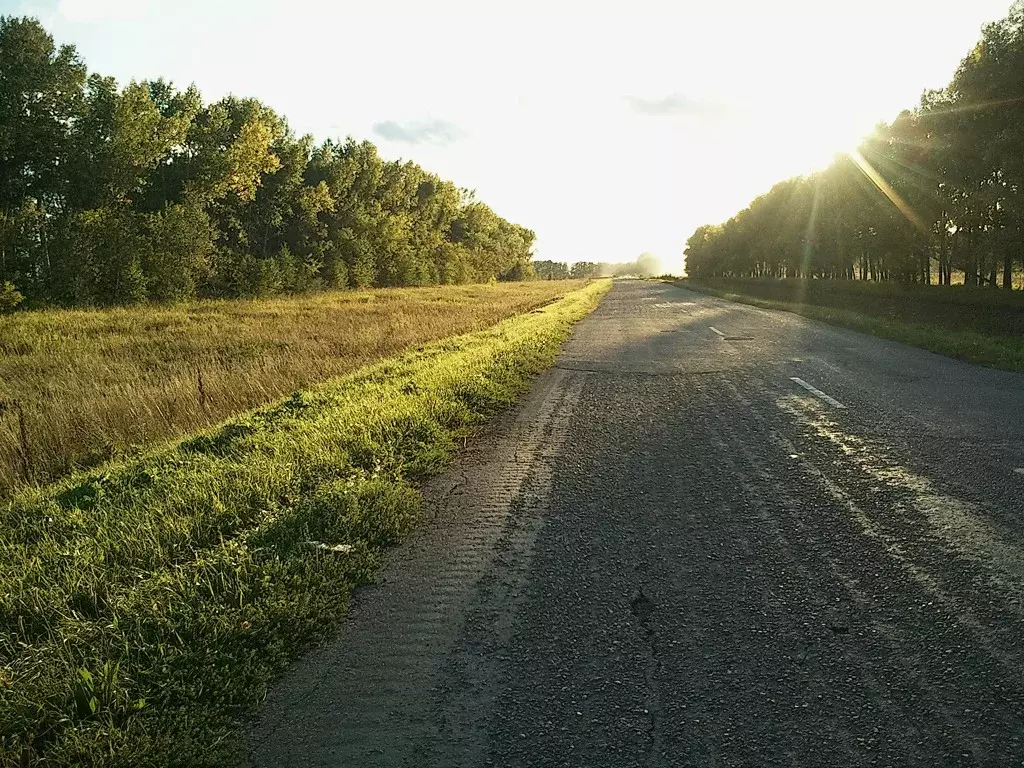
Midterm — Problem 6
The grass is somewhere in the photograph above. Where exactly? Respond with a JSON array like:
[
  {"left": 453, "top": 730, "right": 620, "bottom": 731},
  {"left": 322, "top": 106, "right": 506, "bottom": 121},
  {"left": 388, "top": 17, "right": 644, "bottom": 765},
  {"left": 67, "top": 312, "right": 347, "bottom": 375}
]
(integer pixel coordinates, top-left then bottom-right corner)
[
  {"left": 678, "top": 278, "right": 1024, "bottom": 372},
  {"left": 0, "top": 281, "right": 587, "bottom": 498},
  {"left": 0, "top": 278, "right": 610, "bottom": 767}
]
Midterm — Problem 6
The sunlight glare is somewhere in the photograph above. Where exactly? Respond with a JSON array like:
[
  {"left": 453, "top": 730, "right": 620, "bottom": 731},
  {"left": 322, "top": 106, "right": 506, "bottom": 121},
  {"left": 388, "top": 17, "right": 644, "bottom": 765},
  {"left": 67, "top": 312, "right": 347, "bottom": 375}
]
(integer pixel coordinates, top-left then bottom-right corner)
[{"left": 848, "top": 149, "right": 930, "bottom": 234}]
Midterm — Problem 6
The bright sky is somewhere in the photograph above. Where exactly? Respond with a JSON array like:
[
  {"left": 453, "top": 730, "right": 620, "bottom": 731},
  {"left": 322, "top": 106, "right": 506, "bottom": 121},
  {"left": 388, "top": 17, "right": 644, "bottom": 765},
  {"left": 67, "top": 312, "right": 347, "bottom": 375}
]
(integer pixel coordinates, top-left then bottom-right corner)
[{"left": 6, "top": 0, "right": 1014, "bottom": 272}]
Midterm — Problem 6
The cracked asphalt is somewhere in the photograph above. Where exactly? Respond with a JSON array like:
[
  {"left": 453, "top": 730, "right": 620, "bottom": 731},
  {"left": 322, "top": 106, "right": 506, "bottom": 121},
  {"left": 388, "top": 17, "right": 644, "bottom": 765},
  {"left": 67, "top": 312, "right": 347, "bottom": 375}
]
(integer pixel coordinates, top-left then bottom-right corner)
[{"left": 247, "top": 279, "right": 1024, "bottom": 767}]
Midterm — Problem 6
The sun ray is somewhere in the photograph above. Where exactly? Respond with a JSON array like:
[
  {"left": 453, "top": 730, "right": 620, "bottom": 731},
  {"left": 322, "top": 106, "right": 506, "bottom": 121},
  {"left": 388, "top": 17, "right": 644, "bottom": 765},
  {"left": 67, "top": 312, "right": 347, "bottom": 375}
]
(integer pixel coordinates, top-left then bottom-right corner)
[
  {"left": 848, "top": 149, "right": 930, "bottom": 234},
  {"left": 861, "top": 144, "right": 942, "bottom": 185},
  {"left": 800, "top": 179, "right": 822, "bottom": 288},
  {"left": 857, "top": 146, "right": 948, "bottom": 204},
  {"left": 920, "top": 95, "right": 1024, "bottom": 119}
]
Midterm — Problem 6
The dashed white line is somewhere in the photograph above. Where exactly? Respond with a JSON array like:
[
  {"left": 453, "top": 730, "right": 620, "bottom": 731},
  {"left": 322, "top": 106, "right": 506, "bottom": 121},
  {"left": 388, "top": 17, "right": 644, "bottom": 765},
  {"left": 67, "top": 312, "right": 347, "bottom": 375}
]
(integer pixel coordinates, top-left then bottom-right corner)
[
  {"left": 709, "top": 326, "right": 726, "bottom": 337},
  {"left": 1014, "top": 468, "right": 1024, "bottom": 476},
  {"left": 790, "top": 377, "right": 847, "bottom": 410}
]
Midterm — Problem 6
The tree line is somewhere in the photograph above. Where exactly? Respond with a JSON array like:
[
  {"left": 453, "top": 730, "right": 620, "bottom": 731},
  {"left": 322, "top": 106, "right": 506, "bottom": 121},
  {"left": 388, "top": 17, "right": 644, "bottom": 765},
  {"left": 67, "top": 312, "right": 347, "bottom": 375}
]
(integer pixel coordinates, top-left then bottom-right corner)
[
  {"left": 686, "top": 4, "right": 1024, "bottom": 289},
  {"left": 532, "top": 253, "right": 662, "bottom": 280},
  {"left": 0, "top": 16, "right": 537, "bottom": 310}
]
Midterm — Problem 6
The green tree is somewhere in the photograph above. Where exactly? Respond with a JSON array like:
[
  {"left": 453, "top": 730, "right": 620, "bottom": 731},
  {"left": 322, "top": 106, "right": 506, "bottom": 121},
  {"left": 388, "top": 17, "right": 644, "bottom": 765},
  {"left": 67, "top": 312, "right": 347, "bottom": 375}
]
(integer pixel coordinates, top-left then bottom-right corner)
[{"left": 0, "top": 15, "right": 540, "bottom": 309}]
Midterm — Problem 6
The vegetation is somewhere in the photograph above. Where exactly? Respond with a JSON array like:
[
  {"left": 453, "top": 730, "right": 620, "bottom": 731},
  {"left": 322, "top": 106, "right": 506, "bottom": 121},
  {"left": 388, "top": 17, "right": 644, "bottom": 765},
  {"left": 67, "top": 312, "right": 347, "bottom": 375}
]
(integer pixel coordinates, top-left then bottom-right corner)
[
  {"left": 0, "top": 279, "right": 610, "bottom": 767},
  {"left": 0, "top": 16, "right": 536, "bottom": 310},
  {"left": 687, "top": 277, "right": 1024, "bottom": 336},
  {"left": 685, "top": 5, "right": 1024, "bottom": 289},
  {"left": 0, "top": 280, "right": 585, "bottom": 498},
  {"left": 680, "top": 278, "right": 1024, "bottom": 372},
  {"left": 533, "top": 253, "right": 662, "bottom": 279}
]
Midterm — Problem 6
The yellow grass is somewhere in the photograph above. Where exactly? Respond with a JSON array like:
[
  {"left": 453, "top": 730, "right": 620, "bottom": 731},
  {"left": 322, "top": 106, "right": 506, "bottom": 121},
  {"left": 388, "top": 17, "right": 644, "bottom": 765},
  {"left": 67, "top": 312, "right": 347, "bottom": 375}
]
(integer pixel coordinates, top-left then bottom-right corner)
[{"left": 0, "top": 280, "right": 586, "bottom": 497}]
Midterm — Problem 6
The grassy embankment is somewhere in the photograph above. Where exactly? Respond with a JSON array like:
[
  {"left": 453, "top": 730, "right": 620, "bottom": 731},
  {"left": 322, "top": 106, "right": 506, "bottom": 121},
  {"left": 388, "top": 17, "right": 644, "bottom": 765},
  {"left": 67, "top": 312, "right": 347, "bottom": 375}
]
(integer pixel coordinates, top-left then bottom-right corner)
[
  {"left": 679, "top": 278, "right": 1024, "bottom": 372},
  {"left": 0, "top": 279, "right": 610, "bottom": 767},
  {"left": 0, "top": 281, "right": 586, "bottom": 498}
]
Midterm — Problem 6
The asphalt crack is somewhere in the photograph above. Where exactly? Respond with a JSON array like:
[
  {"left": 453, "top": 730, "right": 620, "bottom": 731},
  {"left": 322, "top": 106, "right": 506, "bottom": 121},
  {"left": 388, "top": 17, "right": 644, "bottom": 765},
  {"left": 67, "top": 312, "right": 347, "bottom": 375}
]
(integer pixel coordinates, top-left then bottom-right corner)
[{"left": 630, "top": 587, "right": 666, "bottom": 768}]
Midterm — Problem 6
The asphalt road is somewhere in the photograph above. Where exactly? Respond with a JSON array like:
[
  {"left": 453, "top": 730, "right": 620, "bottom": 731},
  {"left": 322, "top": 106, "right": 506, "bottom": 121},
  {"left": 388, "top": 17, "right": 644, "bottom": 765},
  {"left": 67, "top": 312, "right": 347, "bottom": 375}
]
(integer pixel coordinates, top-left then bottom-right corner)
[{"left": 247, "top": 279, "right": 1024, "bottom": 767}]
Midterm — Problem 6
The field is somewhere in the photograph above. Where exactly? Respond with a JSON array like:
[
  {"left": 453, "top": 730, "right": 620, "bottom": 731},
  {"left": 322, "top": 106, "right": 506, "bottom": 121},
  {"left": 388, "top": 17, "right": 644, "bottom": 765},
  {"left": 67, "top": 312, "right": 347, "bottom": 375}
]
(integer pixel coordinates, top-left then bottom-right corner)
[
  {"left": 0, "top": 279, "right": 610, "bottom": 767},
  {"left": 0, "top": 281, "right": 585, "bottom": 498},
  {"left": 680, "top": 278, "right": 1024, "bottom": 371}
]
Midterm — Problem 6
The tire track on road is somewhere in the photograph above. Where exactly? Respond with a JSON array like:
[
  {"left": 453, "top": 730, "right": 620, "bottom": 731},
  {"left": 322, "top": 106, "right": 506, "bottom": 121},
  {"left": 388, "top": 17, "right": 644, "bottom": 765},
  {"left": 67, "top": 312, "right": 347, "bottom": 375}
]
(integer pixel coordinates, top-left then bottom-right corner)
[{"left": 246, "top": 367, "right": 584, "bottom": 767}]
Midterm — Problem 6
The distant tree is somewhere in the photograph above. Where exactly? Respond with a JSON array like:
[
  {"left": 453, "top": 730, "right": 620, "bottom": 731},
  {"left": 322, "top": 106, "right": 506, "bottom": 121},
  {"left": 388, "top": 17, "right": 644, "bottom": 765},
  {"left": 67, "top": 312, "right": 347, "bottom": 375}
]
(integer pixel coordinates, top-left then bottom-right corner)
[
  {"left": 532, "top": 260, "right": 570, "bottom": 279},
  {"left": 570, "top": 261, "right": 601, "bottom": 278},
  {"left": 635, "top": 253, "right": 660, "bottom": 276}
]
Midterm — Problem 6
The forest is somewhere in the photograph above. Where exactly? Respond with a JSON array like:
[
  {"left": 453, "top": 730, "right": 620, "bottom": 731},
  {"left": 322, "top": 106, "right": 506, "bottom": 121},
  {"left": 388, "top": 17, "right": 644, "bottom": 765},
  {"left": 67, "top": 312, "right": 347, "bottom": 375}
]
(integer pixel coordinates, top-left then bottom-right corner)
[
  {"left": 685, "top": 5, "right": 1024, "bottom": 289},
  {"left": 532, "top": 252, "right": 662, "bottom": 280},
  {"left": 0, "top": 16, "right": 536, "bottom": 310}
]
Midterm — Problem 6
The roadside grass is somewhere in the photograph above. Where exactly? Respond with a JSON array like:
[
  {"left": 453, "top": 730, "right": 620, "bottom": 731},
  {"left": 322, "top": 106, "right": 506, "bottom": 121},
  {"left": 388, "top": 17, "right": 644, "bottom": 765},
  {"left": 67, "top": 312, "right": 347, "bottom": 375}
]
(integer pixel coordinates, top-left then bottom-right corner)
[
  {"left": 0, "top": 281, "right": 586, "bottom": 498},
  {"left": 0, "top": 279, "right": 610, "bottom": 768},
  {"left": 677, "top": 279, "right": 1024, "bottom": 372},
  {"left": 681, "top": 277, "right": 1024, "bottom": 333}
]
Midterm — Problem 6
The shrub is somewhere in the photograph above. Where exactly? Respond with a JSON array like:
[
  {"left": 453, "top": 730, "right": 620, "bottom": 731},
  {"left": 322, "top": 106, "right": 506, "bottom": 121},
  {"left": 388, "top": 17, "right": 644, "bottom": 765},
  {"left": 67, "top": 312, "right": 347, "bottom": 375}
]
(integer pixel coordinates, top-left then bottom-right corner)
[{"left": 0, "top": 281, "right": 24, "bottom": 313}]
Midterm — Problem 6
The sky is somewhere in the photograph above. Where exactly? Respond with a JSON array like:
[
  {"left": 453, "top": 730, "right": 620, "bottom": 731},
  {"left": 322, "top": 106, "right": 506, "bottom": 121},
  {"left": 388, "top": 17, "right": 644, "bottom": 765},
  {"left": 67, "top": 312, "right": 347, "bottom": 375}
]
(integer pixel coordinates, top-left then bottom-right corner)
[{"left": 5, "top": 0, "right": 1015, "bottom": 272}]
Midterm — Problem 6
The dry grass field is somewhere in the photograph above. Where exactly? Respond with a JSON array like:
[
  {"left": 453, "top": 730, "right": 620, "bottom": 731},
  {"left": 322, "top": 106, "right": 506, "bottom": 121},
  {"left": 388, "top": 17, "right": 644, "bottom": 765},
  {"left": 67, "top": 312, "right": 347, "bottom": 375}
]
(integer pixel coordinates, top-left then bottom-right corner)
[{"left": 0, "top": 281, "right": 585, "bottom": 497}]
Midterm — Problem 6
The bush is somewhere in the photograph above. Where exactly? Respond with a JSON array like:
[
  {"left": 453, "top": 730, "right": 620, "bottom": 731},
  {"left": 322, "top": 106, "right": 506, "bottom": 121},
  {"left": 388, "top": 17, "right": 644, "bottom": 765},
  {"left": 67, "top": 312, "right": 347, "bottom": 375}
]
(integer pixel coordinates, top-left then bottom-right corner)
[{"left": 0, "top": 281, "right": 24, "bottom": 313}]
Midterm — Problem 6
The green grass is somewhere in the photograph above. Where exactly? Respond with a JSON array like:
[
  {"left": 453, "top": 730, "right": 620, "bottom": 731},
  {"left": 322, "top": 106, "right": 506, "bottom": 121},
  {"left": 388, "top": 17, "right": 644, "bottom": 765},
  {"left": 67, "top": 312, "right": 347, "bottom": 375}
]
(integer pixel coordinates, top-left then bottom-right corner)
[
  {"left": 0, "top": 280, "right": 588, "bottom": 499},
  {"left": 0, "top": 279, "right": 611, "bottom": 767},
  {"left": 686, "top": 276, "right": 1024, "bottom": 310},
  {"left": 678, "top": 279, "right": 1024, "bottom": 372}
]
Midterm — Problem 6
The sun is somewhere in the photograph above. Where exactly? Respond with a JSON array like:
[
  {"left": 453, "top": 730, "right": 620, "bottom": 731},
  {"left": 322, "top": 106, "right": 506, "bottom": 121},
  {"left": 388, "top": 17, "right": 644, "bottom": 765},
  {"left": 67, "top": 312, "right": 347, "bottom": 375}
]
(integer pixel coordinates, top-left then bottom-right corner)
[{"left": 788, "top": 116, "right": 876, "bottom": 177}]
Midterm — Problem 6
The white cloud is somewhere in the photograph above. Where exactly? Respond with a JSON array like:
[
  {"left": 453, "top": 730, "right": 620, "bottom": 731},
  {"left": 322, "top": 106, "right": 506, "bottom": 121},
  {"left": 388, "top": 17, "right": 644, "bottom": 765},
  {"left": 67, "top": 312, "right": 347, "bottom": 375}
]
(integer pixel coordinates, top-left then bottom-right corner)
[
  {"left": 626, "top": 93, "right": 735, "bottom": 123},
  {"left": 373, "top": 119, "right": 466, "bottom": 147}
]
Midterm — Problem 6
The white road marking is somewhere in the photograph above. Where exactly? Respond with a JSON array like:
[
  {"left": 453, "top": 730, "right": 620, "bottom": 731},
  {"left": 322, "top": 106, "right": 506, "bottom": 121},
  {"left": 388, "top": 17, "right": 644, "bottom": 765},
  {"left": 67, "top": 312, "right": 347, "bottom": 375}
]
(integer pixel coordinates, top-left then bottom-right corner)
[
  {"left": 709, "top": 326, "right": 726, "bottom": 337},
  {"left": 1014, "top": 468, "right": 1024, "bottom": 476},
  {"left": 790, "top": 377, "right": 847, "bottom": 409}
]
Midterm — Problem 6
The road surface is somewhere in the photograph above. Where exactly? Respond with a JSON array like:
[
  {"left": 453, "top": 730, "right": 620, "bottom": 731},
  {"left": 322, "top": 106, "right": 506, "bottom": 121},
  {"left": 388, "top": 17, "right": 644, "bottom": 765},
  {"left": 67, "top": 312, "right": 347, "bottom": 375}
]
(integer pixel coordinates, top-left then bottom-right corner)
[{"left": 247, "top": 280, "right": 1024, "bottom": 767}]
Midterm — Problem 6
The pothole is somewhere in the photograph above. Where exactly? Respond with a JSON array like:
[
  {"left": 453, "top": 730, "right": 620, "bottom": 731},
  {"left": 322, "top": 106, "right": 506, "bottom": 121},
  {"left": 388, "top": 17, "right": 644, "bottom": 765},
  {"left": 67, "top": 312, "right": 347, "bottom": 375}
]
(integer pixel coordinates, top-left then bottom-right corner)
[{"left": 630, "top": 588, "right": 655, "bottom": 626}]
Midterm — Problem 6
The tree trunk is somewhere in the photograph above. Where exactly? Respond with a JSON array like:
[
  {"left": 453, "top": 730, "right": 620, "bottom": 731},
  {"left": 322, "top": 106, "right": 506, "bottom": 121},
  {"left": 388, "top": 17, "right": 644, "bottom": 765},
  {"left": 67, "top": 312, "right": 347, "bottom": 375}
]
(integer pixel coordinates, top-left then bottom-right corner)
[
  {"left": 1004, "top": 250, "right": 1014, "bottom": 290},
  {"left": 938, "top": 231, "right": 945, "bottom": 284},
  {"left": 41, "top": 201, "right": 51, "bottom": 279},
  {"left": 0, "top": 205, "right": 7, "bottom": 280},
  {"left": 938, "top": 225, "right": 949, "bottom": 285},
  {"left": 963, "top": 227, "right": 976, "bottom": 286}
]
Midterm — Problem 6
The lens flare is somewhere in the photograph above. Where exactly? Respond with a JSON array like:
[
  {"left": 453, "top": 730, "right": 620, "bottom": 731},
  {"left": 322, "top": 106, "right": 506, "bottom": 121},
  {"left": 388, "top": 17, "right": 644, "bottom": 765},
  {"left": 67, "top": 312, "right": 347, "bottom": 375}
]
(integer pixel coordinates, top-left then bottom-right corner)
[
  {"left": 801, "top": 181, "right": 822, "bottom": 290},
  {"left": 848, "top": 149, "right": 930, "bottom": 234}
]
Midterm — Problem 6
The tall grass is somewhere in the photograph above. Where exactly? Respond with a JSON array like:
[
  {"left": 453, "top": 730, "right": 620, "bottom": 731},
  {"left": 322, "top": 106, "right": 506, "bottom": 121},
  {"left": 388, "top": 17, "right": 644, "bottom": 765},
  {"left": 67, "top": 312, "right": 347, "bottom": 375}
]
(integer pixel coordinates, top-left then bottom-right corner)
[
  {"left": 0, "top": 281, "right": 585, "bottom": 497},
  {"left": 0, "top": 279, "right": 611, "bottom": 767}
]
